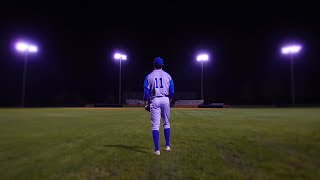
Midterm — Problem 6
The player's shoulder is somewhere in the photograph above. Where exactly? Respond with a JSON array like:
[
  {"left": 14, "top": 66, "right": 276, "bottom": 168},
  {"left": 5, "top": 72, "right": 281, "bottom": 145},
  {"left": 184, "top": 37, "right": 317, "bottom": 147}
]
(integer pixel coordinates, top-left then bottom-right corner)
[
  {"left": 162, "top": 70, "right": 172, "bottom": 79},
  {"left": 146, "top": 70, "right": 172, "bottom": 79},
  {"left": 145, "top": 71, "right": 154, "bottom": 79}
]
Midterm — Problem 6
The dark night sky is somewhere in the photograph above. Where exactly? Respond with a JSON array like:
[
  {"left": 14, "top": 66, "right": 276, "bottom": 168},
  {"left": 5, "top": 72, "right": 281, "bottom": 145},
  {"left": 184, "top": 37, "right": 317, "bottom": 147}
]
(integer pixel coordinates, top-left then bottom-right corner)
[{"left": 1, "top": 2, "right": 320, "bottom": 106}]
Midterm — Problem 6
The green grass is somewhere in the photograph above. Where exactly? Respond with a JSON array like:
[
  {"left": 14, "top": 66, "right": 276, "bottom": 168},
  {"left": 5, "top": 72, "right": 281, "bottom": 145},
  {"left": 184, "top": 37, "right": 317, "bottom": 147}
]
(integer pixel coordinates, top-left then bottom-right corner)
[{"left": 0, "top": 108, "right": 320, "bottom": 179}]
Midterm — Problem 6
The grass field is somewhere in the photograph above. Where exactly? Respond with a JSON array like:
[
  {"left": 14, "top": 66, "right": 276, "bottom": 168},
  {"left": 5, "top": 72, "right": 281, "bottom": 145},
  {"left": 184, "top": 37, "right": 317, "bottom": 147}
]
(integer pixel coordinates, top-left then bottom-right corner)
[{"left": 0, "top": 108, "right": 320, "bottom": 179}]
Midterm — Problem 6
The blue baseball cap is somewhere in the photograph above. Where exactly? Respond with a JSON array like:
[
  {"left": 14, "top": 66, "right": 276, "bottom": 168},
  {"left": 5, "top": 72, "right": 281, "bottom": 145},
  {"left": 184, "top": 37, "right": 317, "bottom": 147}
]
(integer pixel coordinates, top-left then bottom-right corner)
[{"left": 153, "top": 57, "right": 164, "bottom": 65}]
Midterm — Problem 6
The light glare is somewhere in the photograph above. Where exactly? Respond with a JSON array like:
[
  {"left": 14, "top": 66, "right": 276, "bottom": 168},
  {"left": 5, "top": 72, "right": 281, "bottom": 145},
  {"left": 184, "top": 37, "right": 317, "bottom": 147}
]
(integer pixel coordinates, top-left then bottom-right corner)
[
  {"left": 114, "top": 53, "right": 127, "bottom": 60},
  {"left": 16, "top": 42, "right": 28, "bottom": 52},
  {"left": 281, "top": 45, "right": 302, "bottom": 55},
  {"left": 197, "top": 54, "right": 209, "bottom": 61},
  {"left": 28, "top": 45, "right": 38, "bottom": 53},
  {"left": 15, "top": 41, "right": 38, "bottom": 53}
]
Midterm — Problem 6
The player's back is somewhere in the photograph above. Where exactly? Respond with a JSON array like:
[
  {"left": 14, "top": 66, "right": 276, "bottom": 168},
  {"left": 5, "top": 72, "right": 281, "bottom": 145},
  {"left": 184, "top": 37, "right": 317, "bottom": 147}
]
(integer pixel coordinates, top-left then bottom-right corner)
[{"left": 146, "top": 69, "right": 173, "bottom": 99}]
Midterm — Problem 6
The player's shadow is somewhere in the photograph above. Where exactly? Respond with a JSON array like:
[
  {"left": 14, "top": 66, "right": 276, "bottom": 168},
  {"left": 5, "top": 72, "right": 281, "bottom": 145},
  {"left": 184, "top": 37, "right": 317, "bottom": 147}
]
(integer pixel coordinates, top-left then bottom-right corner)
[{"left": 103, "top": 144, "right": 149, "bottom": 153}]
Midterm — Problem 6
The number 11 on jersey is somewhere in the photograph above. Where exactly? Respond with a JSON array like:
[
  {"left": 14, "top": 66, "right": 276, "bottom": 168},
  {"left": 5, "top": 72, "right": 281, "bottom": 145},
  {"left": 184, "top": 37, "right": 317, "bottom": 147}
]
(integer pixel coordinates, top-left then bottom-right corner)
[{"left": 155, "top": 78, "right": 164, "bottom": 88}]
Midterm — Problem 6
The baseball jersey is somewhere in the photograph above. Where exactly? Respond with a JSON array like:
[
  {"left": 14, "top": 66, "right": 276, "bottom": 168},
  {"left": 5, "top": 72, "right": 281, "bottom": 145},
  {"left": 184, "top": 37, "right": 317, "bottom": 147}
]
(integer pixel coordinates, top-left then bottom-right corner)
[{"left": 144, "top": 69, "right": 174, "bottom": 100}]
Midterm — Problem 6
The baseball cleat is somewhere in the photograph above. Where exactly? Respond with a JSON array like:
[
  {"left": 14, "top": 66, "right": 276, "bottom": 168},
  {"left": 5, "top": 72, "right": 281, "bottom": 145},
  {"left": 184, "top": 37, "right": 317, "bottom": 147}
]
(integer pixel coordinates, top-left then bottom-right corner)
[
  {"left": 153, "top": 150, "right": 160, "bottom": 155},
  {"left": 165, "top": 146, "right": 171, "bottom": 152}
]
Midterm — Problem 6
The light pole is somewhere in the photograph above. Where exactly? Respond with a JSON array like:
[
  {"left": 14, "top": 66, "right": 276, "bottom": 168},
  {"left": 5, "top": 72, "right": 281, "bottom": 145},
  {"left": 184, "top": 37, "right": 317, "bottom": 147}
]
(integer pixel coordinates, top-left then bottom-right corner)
[
  {"left": 281, "top": 44, "right": 302, "bottom": 105},
  {"left": 114, "top": 53, "right": 127, "bottom": 104},
  {"left": 15, "top": 41, "right": 38, "bottom": 107},
  {"left": 196, "top": 54, "right": 209, "bottom": 100}
]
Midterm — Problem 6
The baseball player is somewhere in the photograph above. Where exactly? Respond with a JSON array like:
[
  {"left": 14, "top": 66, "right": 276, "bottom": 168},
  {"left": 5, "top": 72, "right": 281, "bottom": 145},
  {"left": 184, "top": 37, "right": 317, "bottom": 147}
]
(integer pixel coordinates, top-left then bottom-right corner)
[{"left": 143, "top": 57, "right": 174, "bottom": 155}]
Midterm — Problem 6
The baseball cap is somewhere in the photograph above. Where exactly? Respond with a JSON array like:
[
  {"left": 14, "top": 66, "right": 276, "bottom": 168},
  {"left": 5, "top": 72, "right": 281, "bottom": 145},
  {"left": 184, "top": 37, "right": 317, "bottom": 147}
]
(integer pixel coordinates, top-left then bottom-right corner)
[{"left": 153, "top": 57, "right": 164, "bottom": 65}]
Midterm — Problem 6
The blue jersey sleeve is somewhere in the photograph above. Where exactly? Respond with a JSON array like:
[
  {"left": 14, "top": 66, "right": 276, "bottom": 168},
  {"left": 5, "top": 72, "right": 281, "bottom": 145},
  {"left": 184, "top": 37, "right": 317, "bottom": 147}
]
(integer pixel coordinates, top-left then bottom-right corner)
[
  {"left": 169, "top": 79, "right": 174, "bottom": 99},
  {"left": 143, "top": 76, "right": 151, "bottom": 101}
]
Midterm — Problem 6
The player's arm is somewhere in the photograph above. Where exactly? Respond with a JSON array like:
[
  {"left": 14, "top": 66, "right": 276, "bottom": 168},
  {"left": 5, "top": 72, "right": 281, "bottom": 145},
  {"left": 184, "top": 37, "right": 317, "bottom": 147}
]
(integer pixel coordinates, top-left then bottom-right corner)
[
  {"left": 168, "top": 79, "right": 174, "bottom": 102},
  {"left": 143, "top": 76, "right": 151, "bottom": 111}
]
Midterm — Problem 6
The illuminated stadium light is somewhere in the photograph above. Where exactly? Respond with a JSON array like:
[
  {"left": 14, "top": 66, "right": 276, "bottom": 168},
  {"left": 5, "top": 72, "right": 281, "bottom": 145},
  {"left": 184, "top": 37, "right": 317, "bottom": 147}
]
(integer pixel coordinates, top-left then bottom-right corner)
[
  {"left": 280, "top": 43, "right": 302, "bottom": 105},
  {"left": 113, "top": 52, "right": 127, "bottom": 104},
  {"left": 28, "top": 45, "right": 38, "bottom": 53},
  {"left": 196, "top": 53, "right": 210, "bottom": 100},
  {"left": 14, "top": 40, "right": 39, "bottom": 107},
  {"left": 15, "top": 42, "right": 38, "bottom": 53},
  {"left": 281, "top": 45, "right": 302, "bottom": 55},
  {"left": 114, "top": 53, "right": 127, "bottom": 60},
  {"left": 196, "top": 54, "right": 209, "bottom": 61}
]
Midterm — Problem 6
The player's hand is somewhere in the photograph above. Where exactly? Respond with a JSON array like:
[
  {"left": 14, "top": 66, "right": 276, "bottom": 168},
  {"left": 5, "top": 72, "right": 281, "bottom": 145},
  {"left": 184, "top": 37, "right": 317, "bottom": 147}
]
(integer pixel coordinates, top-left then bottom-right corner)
[{"left": 145, "top": 105, "right": 150, "bottom": 112}]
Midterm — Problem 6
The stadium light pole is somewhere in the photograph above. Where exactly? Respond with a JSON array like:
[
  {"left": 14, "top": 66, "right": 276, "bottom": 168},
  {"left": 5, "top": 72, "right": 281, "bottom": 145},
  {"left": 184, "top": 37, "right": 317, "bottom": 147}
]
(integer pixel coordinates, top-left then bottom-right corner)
[
  {"left": 114, "top": 53, "right": 127, "bottom": 104},
  {"left": 197, "top": 54, "right": 209, "bottom": 100},
  {"left": 15, "top": 41, "right": 38, "bottom": 107},
  {"left": 281, "top": 44, "right": 302, "bottom": 105}
]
